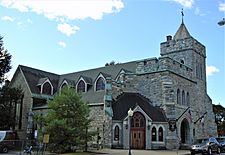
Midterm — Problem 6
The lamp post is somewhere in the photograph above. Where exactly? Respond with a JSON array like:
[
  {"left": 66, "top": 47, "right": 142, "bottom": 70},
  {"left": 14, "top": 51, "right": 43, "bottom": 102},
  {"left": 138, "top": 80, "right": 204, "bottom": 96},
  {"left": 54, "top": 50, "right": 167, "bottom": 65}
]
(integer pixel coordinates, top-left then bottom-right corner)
[{"left": 128, "top": 108, "right": 134, "bottom": 155}]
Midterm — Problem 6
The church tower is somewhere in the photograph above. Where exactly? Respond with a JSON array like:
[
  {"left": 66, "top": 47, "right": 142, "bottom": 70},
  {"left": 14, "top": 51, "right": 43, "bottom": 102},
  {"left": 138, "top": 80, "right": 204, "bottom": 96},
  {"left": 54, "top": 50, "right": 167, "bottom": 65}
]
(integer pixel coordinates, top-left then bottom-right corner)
[
  {"left": 160, "top": 20, "right": 206, "bottom": 84},
  {"left": 159, "top": 11, "right": 217, "bottom": 148}
]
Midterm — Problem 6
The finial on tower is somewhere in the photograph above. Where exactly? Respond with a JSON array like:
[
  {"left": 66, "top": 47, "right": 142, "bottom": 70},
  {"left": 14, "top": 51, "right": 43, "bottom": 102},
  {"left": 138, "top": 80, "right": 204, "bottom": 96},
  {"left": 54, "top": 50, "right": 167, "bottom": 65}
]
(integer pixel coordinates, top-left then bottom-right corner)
[{"left": 181, "top": 8, "right": 184, "bottom": 24}]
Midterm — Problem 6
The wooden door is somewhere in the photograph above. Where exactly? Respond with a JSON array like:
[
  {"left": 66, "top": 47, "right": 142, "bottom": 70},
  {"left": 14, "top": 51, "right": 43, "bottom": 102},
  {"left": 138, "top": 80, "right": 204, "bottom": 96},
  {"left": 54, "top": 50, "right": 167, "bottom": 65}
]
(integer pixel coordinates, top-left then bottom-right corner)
[{"left": 131, "top": 129, "right": 145, "bottom": 149}]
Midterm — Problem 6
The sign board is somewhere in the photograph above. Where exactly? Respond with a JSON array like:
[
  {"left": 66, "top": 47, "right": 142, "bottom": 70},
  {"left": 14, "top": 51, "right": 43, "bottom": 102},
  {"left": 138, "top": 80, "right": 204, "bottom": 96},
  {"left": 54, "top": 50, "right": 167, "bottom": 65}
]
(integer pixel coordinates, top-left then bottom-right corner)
[{"left": 43, "top": 134, "right": 50, "bottom": 144}]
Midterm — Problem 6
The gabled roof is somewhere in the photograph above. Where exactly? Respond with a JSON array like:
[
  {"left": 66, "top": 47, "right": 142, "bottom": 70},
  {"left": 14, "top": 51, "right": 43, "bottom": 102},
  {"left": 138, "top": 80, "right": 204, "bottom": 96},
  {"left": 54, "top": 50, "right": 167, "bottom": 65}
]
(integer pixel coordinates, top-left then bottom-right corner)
[
  {"left": 58, "top": 61, "right": 136, "bottom": 86},
  {"left": 173, "top": 23, "right": 191, "bottom": 40},
  {"left": 61, "top": 78, "right": 75, "bottom": 86},
  {"left": 37, "top": 77, "right": 49, "bottom": 86},
  {"left": 16, "top": 61, "right": 137, "bottom": 103},
  {"left": 19, "top": 65, "right": 60, "bottom": 94},
  {"left": 112, "top": 92, "right": 167, "bottom": 122},
  {"left": 98, "top": 72, "right": 111, "bottom": 79},
  {"left": 81, "top": 76, "right": 92, "bottom": 85}
]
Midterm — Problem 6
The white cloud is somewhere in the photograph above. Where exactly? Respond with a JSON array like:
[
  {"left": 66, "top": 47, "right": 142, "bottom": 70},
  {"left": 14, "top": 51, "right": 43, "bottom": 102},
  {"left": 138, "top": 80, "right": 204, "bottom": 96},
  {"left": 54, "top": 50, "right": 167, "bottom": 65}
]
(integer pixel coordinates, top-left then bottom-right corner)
[
  {"left": 1, "top": 15, "right": 15, "bottom": 22},
  {"left": 0, "top": 0, "right": 124, "bottom": 36},
  {"left": 57, "top": 23, "right": 80, "bottom": 37},
  {"left": 194, "top": 7, "right": 206, "bottom": 16},
  {"left": 195, "top": 7, "right": 200, "bottom": 15},
  {"left": 219, "top": 3, "right": 225, "bottom": 12},
  {"left": 17, "top": 21, "right": 22, "bottom": 25},
  {"left": 27, "top": 18, "right": 32, "bottom": 24},
  {"left": 58, "top": 41, "right": 66, "bottom": 48},
  {"left": 170, "top": 0, "right": 194, "bottom": 8},
  {"left": 0, "top": 0, "right": 124, "bottom": 21},
  {"left": 206, "top": 65, "right": 219, "bottom": 76}
]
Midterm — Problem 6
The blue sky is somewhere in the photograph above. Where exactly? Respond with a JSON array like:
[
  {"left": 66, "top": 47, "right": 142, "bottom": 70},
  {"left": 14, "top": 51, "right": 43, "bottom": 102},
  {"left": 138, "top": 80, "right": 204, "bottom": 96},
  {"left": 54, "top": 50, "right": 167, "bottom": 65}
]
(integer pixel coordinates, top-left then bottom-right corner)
[{"left": 0, "top": 0, "right": 224, "bottom": 106}]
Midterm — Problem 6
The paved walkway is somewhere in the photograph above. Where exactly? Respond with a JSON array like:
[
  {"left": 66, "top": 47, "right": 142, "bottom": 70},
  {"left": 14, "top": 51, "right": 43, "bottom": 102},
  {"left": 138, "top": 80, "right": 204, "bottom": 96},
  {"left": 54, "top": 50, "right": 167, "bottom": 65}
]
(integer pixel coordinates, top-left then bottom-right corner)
[{"left": 93, "top": 149, "right": 190, "bottom": 155}]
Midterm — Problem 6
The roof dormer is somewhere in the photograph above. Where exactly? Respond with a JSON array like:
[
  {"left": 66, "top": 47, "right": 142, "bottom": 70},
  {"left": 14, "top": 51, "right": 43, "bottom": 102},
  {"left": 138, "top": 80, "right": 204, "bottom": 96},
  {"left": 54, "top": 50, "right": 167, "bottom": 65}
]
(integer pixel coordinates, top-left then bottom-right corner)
[
  {"left": 94, "top": 73, "right": 110, "bottom": 91},
  {"left": 59, "top": 79, "right": 69, "bottom": 91},
  {"left": 115, "top": 68, "right": 132, "bottom": 83},
  {"left": 76, "top": 76, "right": 92, "bottom": 93},
  {"left": 37, "top": 77, "right": 53, "bottom": 95}
]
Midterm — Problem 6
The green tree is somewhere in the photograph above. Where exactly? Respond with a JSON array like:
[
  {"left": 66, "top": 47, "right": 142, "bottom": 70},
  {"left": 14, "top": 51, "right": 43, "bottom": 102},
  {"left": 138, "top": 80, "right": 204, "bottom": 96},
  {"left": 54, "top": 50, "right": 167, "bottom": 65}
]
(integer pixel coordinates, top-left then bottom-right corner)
[
  {"left": 0, "top": 82, "right": 23, "bottom": 130},
  {"left": 43, "top": 87, "right": 92, "bottom": 153},
  {"left": 213, "top": 104, "right": 225, "bottom": 136},
  {"left": 0, "top": 36, "right": 12, "bottom": 84}
]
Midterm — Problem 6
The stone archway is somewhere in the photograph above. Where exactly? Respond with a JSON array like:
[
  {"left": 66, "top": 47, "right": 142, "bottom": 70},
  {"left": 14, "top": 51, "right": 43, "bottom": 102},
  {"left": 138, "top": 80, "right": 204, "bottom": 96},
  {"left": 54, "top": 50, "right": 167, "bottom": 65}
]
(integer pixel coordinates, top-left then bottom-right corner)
[{"left": 180, "top": 118, "right": 190, "bottom": 144}]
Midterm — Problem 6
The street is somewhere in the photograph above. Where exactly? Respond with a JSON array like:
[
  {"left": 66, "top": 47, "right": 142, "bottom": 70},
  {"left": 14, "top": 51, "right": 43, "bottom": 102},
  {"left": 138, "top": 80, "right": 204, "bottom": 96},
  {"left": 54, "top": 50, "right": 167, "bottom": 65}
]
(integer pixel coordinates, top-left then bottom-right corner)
[
  {"left": 93, "top": 149, "right": 225, "bottom": 155},
  {"left": 2, "top": 149, "right": 225, "bottom": 155}
]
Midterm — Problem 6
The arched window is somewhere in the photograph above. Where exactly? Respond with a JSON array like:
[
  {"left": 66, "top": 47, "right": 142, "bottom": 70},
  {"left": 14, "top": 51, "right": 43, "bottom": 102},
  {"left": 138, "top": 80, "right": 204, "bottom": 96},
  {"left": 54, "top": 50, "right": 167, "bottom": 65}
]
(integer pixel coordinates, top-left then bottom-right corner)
[
  {"left": 182, "top": 90, "right": 185, "bottom": 105},
  {"left": 96, "top": 77, "right": 105, "bottom": 91},
  {"left": 131, "top": 112, "right": 145, "bottom": 127},
  {"left": 186, "top": 92, "right": 190, "bottom": 106},
  {"left": 114, "top": 125, "right": 119, "bottom": 141},
  {"left": 158, "top": 127, "right": 163, "bottom": 142},
  {"left": 152, "top": 127, "right": 157, "bottom": 141},
  {"left": 42, "top": 82, "right": 52, "bottom": 95},
  {"left": 177, "top": 89, "right": 181, "bottom": 105},
  {"left": 77, "top": 80, "right": 85, "bottom": 92}
]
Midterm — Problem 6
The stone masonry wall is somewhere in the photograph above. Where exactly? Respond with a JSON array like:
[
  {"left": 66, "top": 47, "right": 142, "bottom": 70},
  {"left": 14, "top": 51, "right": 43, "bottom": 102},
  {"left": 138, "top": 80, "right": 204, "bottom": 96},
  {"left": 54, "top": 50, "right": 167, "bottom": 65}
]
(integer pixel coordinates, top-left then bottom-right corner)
[
  {"left": 123, "top": 64, "right": 217, "bottom": 148},
  {"left": 89, "top": 105, "right": 109, "bottom": 147},
  {"left": 10, "top": 69, "right": 33, "bottom": 140},
  {"left": 160, "top": 37, "right": 206, "bottom": 58},
  {"left": 136, "top": 57, "right": 193, "bottom": 81}
]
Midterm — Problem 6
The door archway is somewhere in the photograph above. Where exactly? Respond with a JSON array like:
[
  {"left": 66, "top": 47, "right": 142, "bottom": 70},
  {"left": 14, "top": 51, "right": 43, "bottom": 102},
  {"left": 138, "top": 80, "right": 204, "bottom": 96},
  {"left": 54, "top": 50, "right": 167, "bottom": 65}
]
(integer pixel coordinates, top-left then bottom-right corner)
[
  {"left": 131, "top": 112, "right": 146, "bottom": 149},
  {"left": 180, "top": 118, "right": 190, "bottom": 144}
]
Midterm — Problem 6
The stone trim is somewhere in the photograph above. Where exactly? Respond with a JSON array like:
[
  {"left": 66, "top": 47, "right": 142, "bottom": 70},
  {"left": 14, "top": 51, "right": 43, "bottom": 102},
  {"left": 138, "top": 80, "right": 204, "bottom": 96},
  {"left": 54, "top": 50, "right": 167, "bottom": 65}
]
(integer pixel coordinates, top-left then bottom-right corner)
[{"left": 19, "top": 67, "right": 32, "bottom": 95}]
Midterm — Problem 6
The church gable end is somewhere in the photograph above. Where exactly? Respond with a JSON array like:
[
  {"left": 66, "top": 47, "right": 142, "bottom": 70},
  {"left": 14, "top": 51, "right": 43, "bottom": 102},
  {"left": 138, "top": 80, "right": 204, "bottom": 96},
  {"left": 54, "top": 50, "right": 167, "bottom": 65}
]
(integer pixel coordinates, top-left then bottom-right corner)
[
  {"left": 112, "top": 92, "right": 167, "bottom": 122},
  {"left": 19, "top": 65, "right": 59, "bottom": 95}
]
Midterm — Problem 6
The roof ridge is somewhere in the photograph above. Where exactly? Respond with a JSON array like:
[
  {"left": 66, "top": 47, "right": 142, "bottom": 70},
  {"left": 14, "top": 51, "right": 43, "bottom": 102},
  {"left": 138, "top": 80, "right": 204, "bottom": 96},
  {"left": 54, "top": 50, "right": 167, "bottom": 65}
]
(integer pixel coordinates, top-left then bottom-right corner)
[
  {"left": 61, "top": 60, "right": 137, "bottom": 76},
  {"left": 19, "top": 65, "right": 60, "bottom": 77}
]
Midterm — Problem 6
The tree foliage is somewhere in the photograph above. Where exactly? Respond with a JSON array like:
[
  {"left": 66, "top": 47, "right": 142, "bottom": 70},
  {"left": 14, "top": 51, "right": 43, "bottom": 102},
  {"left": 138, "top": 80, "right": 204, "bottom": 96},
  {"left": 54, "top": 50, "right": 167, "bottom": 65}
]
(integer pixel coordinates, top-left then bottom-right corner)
[
  {"left": 42, "top": 87, "right": 93, "bottom": 153},
  {"left": 0, "top": 82, "right": 23, "bottom": 130},
  {"left": 213, "top": 104, "right": 225, "bottom": 136},
  {"left": 0, "top": 36, "right": 12, "bottom": 84}
]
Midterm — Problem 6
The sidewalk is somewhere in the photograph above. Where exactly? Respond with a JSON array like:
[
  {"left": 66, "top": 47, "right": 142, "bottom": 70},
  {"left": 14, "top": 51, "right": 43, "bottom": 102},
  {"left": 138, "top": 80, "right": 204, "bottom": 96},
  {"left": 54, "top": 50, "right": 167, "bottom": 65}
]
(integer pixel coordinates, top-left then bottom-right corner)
[{"left": 93, "top": 149, "right": 190, "bottom": 155}]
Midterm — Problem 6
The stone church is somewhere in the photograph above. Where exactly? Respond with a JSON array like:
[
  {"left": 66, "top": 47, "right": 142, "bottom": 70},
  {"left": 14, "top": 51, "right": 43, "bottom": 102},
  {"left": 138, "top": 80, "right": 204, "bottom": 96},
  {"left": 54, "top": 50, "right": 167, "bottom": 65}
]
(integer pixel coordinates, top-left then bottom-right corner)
[{"left": 10, "top": 19, "right": 217, "bottom": 150}]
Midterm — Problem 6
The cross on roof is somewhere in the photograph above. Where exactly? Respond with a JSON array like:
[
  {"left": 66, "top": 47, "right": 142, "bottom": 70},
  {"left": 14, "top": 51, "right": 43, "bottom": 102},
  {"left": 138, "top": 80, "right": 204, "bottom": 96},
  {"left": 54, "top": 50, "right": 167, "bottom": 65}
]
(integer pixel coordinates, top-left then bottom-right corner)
[{"left": 181, "top": 8, "right": 184, "bottom": 24}]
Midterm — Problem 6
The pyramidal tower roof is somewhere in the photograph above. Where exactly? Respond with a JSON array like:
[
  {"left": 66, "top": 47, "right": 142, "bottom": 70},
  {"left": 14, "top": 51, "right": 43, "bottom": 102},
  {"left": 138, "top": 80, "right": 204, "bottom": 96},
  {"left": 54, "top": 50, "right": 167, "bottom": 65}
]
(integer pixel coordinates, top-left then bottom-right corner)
[{"left": 173, "top": 9, "right": 192, "bottom": 40}]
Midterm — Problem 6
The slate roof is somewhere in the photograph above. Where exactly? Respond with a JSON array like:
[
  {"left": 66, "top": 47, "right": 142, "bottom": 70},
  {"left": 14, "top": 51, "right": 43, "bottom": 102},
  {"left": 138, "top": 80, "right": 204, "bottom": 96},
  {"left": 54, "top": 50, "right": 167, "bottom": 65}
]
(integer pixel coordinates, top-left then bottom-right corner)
[
  {"left": 80, "top": 76, "right": 92, "bottom": 85},
  {"left": 18, "top": 61, "right": 137, "bottom": 103},
  {"left": 112, "top": 92, "right": 167, "bottom": 122},
  {"left": 58, "top": 61, "right": 137, "bottom": 103},
  {"left": 37, "top": 77, "right": 49, "bottom": 86},
  {"left": 59, "top": 61, "right": 136, "bottom": 86},
  {"left": 61, "top": 78, "right": 76, "bottom": 86},
  {"left": 19, "top": 65, "right": 60, "bottom": 94}
]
